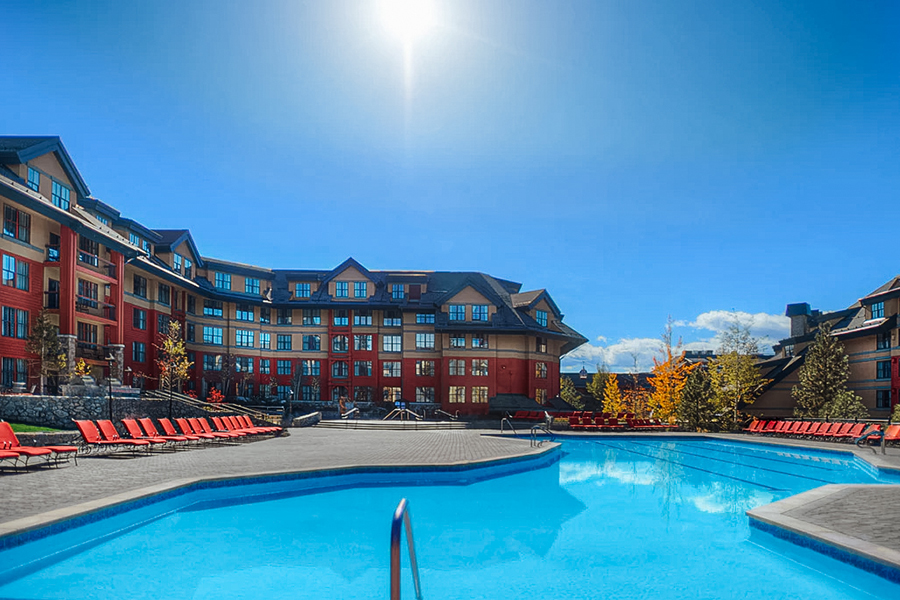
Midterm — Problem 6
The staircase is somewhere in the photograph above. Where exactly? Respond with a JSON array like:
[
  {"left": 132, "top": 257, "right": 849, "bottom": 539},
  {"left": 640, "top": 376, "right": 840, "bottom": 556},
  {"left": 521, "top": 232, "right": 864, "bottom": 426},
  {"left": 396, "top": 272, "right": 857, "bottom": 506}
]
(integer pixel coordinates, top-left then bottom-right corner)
[
  {"left": 317, "top": 419, "right": 468, "bottom": 431},
  {"left": 142, "top": 390, "right": 282, "bottom": 424}
]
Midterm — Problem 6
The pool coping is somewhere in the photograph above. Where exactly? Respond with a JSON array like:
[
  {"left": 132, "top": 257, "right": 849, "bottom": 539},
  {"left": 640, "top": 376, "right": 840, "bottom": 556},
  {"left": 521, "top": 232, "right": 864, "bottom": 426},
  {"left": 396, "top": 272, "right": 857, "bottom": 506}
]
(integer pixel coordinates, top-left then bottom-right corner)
[{"left": 0, "top": 441, "right": 561, "bottom": 548}]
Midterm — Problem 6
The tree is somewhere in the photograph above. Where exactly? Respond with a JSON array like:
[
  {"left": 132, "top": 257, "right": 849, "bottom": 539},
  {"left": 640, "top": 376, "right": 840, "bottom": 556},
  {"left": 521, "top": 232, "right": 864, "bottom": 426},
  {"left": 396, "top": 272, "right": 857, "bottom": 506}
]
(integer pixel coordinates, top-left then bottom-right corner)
[
  {"left": 792, "top": 323, "right": 863, "bottom": 419},
  {"left": 603, "top": 375, "right": 624, "bottom": 416},
  {"left": 708, "top": 318, "right": 768, "bottom": 430},
  {"left": 156, "top": 321, "right": 192, "bottom": 418},
  {"left": 677, "top": 367, "right": 717, "bottom": 431},
  {"left": 559, "top": 376, "right": 582, "bottom": 409},
  {"left": 586, "top": 365, "right": 611, "bottom": 408},
  {"left": 648, "top": 318, "right": 697, "bottom": 421},
  {"left": 25, "top": 310, "right": 67, "bottom": 394}
]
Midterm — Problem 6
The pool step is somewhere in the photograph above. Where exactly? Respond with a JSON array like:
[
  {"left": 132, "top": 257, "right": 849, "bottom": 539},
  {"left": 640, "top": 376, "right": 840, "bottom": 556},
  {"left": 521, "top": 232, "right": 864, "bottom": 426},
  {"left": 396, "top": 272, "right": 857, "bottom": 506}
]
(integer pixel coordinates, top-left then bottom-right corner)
[{"left": 316, "top": 419, "right": 468, "bottom": 430}]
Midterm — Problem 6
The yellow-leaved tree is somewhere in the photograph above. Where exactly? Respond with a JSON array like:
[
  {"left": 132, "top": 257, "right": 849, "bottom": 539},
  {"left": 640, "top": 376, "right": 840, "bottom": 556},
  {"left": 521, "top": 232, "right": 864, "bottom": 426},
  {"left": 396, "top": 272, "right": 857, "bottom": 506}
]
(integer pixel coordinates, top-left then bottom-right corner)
[
  {"left": 603, "top": 375, "right": 623, "bottom": 416},
  {"left": 648, "top": 318, "right": 697, "bottom": 421},
  {"left": 156, "top": 320, "right": 193, "bottom": 418}
]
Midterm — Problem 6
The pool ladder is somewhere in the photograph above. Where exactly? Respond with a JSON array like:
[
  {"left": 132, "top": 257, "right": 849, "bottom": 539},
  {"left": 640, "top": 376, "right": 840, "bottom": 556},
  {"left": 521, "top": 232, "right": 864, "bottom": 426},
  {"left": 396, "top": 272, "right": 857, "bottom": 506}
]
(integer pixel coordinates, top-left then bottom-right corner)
[{"left": 391, "top": 498, "right": 423, "bottom": 599}]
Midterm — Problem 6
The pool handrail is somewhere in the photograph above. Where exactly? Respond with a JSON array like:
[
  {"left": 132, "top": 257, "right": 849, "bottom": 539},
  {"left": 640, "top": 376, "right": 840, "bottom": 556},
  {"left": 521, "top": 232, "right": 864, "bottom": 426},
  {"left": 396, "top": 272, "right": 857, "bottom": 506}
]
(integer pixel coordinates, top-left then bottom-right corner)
[{"left": 390, "top": 498, "right": 423, "bottom": 600}]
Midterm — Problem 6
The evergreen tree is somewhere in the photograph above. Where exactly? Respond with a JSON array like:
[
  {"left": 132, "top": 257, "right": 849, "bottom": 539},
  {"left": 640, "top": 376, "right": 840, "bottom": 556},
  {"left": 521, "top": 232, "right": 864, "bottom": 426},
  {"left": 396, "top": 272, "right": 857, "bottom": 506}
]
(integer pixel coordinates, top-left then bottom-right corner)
[
  {"left": 677, "top": 367, "right": 716, "bottom": 431},
  {"left": 25, "top": 310, "right": 67, "bottom": 395},
  {"left": 792, "top": 323, "right": 861, "bottom": 419},
  {"left": 603, "top": 375, "right": 624, "bottom": 415},
  {"left": 559, "top": 376, "right": 584, "bottom": 409},
  {"left": 708, "top": 319, "right": 768, "bottom": 431}
]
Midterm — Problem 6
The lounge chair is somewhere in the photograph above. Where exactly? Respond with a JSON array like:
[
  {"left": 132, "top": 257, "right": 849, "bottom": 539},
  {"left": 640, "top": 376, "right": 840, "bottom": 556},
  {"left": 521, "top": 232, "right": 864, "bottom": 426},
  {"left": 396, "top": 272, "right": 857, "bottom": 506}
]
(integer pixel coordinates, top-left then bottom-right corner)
[
  {"left": 0, "top": 421, "right": 77, "bottom": 466},
  {"left": 237, "top": 415, "right": 281, "bottom": 433},
  {"left": 196, "top": 418, "right": 242, "bottom": 439},
  {"left": 742, "top": 420, "right": 764, "bottom": 433},
  {"left": 175, "top": 418, "right": 221, "bottom": 441},
  {"left": 138, "top": 418, "right": 191, "bottom": 445},
  {"left": 834, "top": 423, "right": 867, "bottom": 440},
  {"left": 883, "top": 425, "right": 900, "bottom": 444},
  {"left": 121, "top": 419, "right": 172, "bottom": 449},
  {"left": 73, "top": 420, "right": 145, "bottom": 454},
  {"left": 96, "top": 420, "right": 152, "bottom": 451},
  {"left": 813, "top": 422, "right": 841, "bottom": 439},
  {"left": 569, "top": 416, "right": 583, "bottom": 430},
  {"left": 159, "top": 418, "right": 203, "bottom": 442},
  {"left": 0, "top": 449, "right": 23, "bottom": 469}
]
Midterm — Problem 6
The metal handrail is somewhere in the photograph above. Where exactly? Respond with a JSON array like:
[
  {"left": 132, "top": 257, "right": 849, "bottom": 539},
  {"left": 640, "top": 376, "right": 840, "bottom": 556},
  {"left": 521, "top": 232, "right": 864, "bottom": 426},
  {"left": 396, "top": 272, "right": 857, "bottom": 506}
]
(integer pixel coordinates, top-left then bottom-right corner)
[
  {"left": 342, "top": 407, "right": 360, "bottom": 420},
  {"left": 391, "top": 498, "right": 423, "bottom": 600},
  {"left": 531, "top": 424, "right": 555, "bottom": 447},
  {"left": 500, "top": 417, "right": 517, "bottom": 435},
  {"left": 434, "top": 409, "right": 458, "bottom": 421}
]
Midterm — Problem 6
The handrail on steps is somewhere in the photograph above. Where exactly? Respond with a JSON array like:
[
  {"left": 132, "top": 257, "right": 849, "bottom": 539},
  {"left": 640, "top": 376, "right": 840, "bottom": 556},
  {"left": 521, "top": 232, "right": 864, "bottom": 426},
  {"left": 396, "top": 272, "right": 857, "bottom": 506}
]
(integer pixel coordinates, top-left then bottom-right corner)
[
  {"left": 500, "top": 414, "right": 517, "bottom": 436},
  {"left": 434, "top": 409, "right": 459, "bottom": 421},
  {"left": 531, "top": 424, "right": 555, "bottom": 447},
  {"left": 341, "top": 407, "right": 360, "bottom": 420},
  {"left": 391, "top": 498, "right": 423, "bottom": 600}
]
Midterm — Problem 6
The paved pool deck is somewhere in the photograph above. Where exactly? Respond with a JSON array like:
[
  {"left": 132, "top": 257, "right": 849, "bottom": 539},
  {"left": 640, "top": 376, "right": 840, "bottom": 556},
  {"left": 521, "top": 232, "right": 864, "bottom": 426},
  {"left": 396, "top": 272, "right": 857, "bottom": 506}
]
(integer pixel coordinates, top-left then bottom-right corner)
[{"left": 3, "top": 428, "right": 900, "bottom": 577}]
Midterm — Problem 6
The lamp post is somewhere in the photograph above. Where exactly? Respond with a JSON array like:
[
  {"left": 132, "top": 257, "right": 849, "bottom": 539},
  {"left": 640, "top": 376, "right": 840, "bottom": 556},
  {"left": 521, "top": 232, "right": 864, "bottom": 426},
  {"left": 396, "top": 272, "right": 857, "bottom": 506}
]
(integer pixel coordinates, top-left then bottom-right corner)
[{"left": 105, "top": 354, "right": 115, "bottom": 420}]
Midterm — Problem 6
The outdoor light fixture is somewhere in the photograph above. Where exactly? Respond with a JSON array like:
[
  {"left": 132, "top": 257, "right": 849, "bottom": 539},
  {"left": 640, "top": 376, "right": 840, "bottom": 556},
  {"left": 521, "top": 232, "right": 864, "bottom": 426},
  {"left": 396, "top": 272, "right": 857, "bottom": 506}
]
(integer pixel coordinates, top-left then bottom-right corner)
[{"left": 579, "top": 366, "right": 588, "bottom": 380}]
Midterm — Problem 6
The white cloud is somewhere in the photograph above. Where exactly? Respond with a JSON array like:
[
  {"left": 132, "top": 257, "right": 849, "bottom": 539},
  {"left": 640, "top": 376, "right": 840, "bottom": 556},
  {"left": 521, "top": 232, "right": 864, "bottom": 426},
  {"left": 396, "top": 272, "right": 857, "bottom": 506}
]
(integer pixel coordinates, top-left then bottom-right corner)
[{"left": 688, "top": 310, "right": 789, "bottom": 341}]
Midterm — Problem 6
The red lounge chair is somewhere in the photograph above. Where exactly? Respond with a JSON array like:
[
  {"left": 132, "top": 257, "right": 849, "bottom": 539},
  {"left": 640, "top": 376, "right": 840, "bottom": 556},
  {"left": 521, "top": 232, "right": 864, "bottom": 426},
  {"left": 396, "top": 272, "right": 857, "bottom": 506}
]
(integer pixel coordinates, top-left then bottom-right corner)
[
  {"left": 569, "top": 416, "right": 583, "bottom": 430},
  {"left": 831, "top": 423, "right": 854, "bottom": 439},
  {"left": 196, "top": 418, "right": 242, "bottom": 439},
  {"left": 814, "top": 422, "right": 841, "bottom": 438},
  {"left": 96, "top": 420, "right": 152, "bottom": 449},
  {"left": 218, "top": 416, "right": 260, "bottom": 435},
  {"left": 580, "top": 416, "right": 597, "bottom": 431},
  {"left": 742, "top": 420, "right": 763, "bottom": 433},
  {"left": 883, "top": 425, "right": 900, "bottom": 444},
  {"left": 794, "top": 422, "right": 812, "bottom": 436},
  {"left": 774, "top": 421, "right": 790, "bottom": 433},
  {"left": 138, "top": 418, "right": 191, "bottom": 444},
  {"left": 783, "top": 421, "right": 802, "bottom": 435},
  {"left": 0, "top": 449, "right": 22, "bottom": 468},
  {"left": 606, "top": 417, "right": 624, "bottom": 429},
  {"left": 74, "top": 420, "right": 144, "bottom": 454},
  {"left": 834, "top": 423, "right": 867, "bottom": 440},
  {"left": 0, "top": 439, "right": 49, "bottom": 467},
  {"left": 238, "top": 415, "right": 281, "bottom": 433},
  {"left": 121, "top": 419, "right": 170, "bottom": 448},
  {"left": 763, "top": 421, "right": 778, "bottom": 433},
  {"left": 175, "top": 418, "right": 223, "bottom": 441},
  {"left": 804, "top": 422, "right": 824, "bottom": 437},
  {"left": 159, "top": 418, "right": 202, "bottom": 442},
  {"left": 0, "top": 421, "right": 77, "bottom": 466}
]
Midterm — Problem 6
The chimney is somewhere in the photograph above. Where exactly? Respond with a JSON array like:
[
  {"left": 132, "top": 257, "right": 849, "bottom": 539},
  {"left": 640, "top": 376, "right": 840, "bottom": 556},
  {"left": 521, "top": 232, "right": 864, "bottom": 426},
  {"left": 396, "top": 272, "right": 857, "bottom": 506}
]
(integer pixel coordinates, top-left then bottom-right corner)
[{"left": 785, "top": 303, "right": 811, "bottom": 337}]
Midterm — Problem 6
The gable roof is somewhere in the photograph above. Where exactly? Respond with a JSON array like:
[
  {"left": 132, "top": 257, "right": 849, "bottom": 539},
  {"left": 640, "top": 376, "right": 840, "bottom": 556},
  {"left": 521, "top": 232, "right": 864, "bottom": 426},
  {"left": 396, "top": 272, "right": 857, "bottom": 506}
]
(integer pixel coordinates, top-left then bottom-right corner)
[
  {"left": 510, "top": 289, "right": 562, "bottom": 318},
  {"left": 152, "top": 229, "right": 204, "bottom": 266},
  {"left": 0, "top": 136, "right": 90, "bottom": 198},
  {"left": 319, "top": 257, "right": 378, "bottom": 287}
]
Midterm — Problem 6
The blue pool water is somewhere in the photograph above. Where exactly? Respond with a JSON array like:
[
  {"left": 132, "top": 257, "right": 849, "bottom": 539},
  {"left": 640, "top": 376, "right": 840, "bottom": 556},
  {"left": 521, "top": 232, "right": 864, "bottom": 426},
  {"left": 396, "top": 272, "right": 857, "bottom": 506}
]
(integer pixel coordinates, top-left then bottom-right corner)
[{"left": 2, "top": 438, "right": 900, "bottom": 599}]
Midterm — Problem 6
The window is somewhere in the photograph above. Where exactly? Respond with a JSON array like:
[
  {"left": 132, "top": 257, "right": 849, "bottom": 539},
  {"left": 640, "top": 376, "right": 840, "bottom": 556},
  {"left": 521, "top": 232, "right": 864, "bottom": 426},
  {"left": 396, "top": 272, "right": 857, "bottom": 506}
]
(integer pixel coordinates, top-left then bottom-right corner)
[
  {"left": 335, "top": 281, "right": 349, "bottom": 298},
  {"left": 277, "top": 385, "right": 291, "bottom": 400},
  {"left": 3, "top": 206, "right": 30, "bottom": 243},
  {"left": 77, "top": 279, "right": 98, "bottom": 309},
  {"left": 449, "top": 305, "right": 465, "bottom": 321},
  {"left": 354, "top": 386, "right": 373, "bottom": 402},
  {"left": 157, "top": 283, "right": 171, "bottom": 306},
  {"left": 416, "top": 333, "right": 435, "bottom": 350},
  {"left": 391, "top": 284, "right": 404, "bottom": 299},
  {"left": 302, "top": 309, "right": 320, "bottom": 325},
  {"left": 235, "top": 330, "right": 254, "bottom": 348},
  {"left": 535, "top": 310, "right": 548, "bottom": 327},
  {"left": 259, "top": 332, "right": 271, "bottom": 349},
  {"left": 203, "top": 300, "right": 223, "bottom": 317},
  {"left": 4, "top": 308, "right": 29, "bottom": 339},
  {"left": 449, "top": 386, "right": 466, "bottom": 403},
  {"left": 132, "top": 342, "right": 146, "bottom": 363},
  {"left": 383, "top": 310, "right": 401, "bottom": 327},
  {"left": 129, "top": 232, "right": 143, "bottom": 249},
  {"left": 173, "top": 254, "right": 183, "bottom": 274},
  {"left": 235, "top": 357, "right": 254, "bottom": 373},
  {"left": 302, "top": 360, "right": 320, "bottom": 376},
  {"left": 332, "top": 335, "right": 349, "bottom": 352},
  {"left": 278, "top": 308, "right": 292, "bottom": 325},
  {"left": 332, "top": 361, "right": 349, "bottom": 378},
  {"left": 78, "top": 235, "right": 99, "bottom": 266},
  {"left": 203, "top": 354, "right": 222, "bottom": 371},
  {"left": 382, "top": 335, "right": 401, "bottom": 352},
  {"left": 295, "top": 283, "right": 311, "bottom": 298},
  {"left": 302, "top": 335, "right": 320, "bottom": 351},
  {"left": 301, "top": 385, "right": 317, "bottom": 401},
  {"left": 471, "top": 359, "right": 489, "bottom": 376},
  {"left": 184, "top": 258, "right": 193, "bottom": 279},
  {"left": 416, "top": 360, "right": 435, "bottom": 376},
  {"left": 277, "top": 334, "right": 293, "bottom": 351},
  {"left": 383, "top": 361, "right": 401, "bottom": 377},
  {"left": 27, "top": 167, "right": 39, "bottom": 192},
  {"left": 132, "top": 308, "right": 146, "bottom": 330},
  {"left": 472, "top": 305, "right": 489, "bottom": 322},
  {"left": 245, "top": 278, "right": 260, "bottom": 295},
  {"left": 471, "top": 336, "right": 488, "bottom": 349},
  {"left": 230, "top": 303, "right": 251, "bottom": 321},
  {"left": 51, "top": 181, "right": 70, "bottom": 209},
  {"left": 186, "top": 323, "right": 195, "bottom": 342},
  {"left": 157, "top": 314, "right": 170, "bottom": 334},
  {"left": 214, "top": 272, "right": 231, "bottom": 290},
  {"left": 536, "top": 337, "right": 547, "bottom": 353},
  {"left": 203, "top": 326, "right": 223, "bottom": 345},
  {"left": 354, "top": 281, "right": 367, "bottom": 298},
  {"left": 2, "top": 255, "right": 28, "bottom": 290},
  {"left": 383, "top": 387, "right": 402, "bottom": 402},
  {"left": 472, "top": 386, "right": 489, "bottom": 404},
  {"left": 877, "top": 332, "right": 891, "bottom": 351},
  {"left": 277, "top": 360, "right": 291, "bottom": 375},
  {"left": 354, "top": 334, "right": 373, "bottom": 350},
  {"left": 535, "top": 389, "right": 547, "bottom": 404},
  {"left": 260, "top": 359, "right": 271, "bottom": 374},
  {"left": 77, "top": 322, "right": 97, "bottom": 344},
  {"left": 333, "top": 309, "right": 349, "bottom": 326},
  {"left": 416, "top": 313, "right": 434, "bottom": 324},
  {"left": 354, "top": 360, "right": 372, "bottom": 376},
  {"left": 260, "top": 307, "right": 270, "bottom": 324},
  {"left": 876, "top": 360, "right": 891, "bottom": 380},
  {"left": 535, "top": 362, "right": 548, "bottom": 378},
  {"left": 187, "top": 295, "right": 196, "bottom": 314},
  {"left": 450, "top": 335, "right": 465, "bottom": 348},
  {"left": 133, "top": 275, "right": 147, "bottom": 298},
  {"left": 354, "top": 309, "right": 372, "bottom": 326},
  {"left": 1, "top": 357, "right": 27, "bottom": 388},
  {"left": 95, "top": 214, "right": 109, "bottom": 226},
  {"left": 872, "top": 302, "right": 885, "bottom": 320},
  {"left": 877, "top": 390, "right": 892, "bottom": 409},
  {"left": 449, "top": 359, "right": 466, "bottom": 376},
  {"left": 416, "top": 387, "right": 435, "bottom": 402}
]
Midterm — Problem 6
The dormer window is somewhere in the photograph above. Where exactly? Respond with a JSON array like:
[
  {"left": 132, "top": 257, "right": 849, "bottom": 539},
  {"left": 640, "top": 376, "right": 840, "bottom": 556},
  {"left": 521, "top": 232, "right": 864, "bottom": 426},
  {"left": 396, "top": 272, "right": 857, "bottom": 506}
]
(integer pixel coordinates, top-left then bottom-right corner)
[
  {"left": 51, "top": 181, "right": 70, "bottom": 209},
  {"left": 27, "top": 168, "right": 40, "bottom": 192},
  {"left": 535, "top": 310, "right": 548, "bottom": 327},
  {"left": 173, "top": 254, "right": 183, "bottom": 274},
  {"left": 245, "top": 277, "right": 260, "bottom": 295},
  {"left": 214, "top": 272, "right": 231, "bottom": 290},
  {"left": 95, "top": 214, "right": 109, "bottom": 226},
  {"left": 392, "top": 284, "right": 405, "bottom": 300},
  {"left": 872, "top": 302, "right": 885, "bottom": 319},
  {"left": 335, "top": 281, "right": 349, "bottom": 298},
  {"left": 354, "top": 281, "right": 367, "bottom": 298},
  {"left": 295, "top": 282, "right": 311, "bottom": 298},
  {"left": 449, "top": 305, "right": 465, "bottom": 321},
  {"left": 472, "top": 305, "right": 489, "bottom": 322},
  {"left": 184, "top": 258, "right": 193, "bottom": 279}
]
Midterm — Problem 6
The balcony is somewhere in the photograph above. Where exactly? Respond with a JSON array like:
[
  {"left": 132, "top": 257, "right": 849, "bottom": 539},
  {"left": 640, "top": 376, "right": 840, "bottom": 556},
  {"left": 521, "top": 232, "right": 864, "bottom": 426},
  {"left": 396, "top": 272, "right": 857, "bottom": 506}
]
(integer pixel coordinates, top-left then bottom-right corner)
[
  {"left": 76, "top": 342, "right": 109, "bottom": 362},
  {"left": 44, "top": 290, "right": 60, "bottom": 310},
  {"left": 77, "top": 251, "right": 117, "bottom": 279},
  {"left": 75, "top": 296, "right": 117, "bottom": 321}
]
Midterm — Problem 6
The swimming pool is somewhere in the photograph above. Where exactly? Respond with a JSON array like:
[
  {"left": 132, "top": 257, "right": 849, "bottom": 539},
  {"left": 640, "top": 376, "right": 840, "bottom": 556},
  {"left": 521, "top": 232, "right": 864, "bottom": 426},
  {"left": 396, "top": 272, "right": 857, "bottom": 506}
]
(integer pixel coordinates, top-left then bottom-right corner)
[{"left": 1, "top": 438, "right": 899, "bottom": 599}]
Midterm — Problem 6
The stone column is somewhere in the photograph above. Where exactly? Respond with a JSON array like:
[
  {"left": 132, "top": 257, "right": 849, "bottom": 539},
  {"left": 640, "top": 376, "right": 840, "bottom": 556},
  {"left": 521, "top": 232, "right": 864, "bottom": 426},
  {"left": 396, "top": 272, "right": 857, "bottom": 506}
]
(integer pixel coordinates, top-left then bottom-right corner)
[
  {"left": 59, "top": 334, "right": 77, "bottom": 378},
  {"left": 107, "top": 343, "right": 125, "bottom": 382}
]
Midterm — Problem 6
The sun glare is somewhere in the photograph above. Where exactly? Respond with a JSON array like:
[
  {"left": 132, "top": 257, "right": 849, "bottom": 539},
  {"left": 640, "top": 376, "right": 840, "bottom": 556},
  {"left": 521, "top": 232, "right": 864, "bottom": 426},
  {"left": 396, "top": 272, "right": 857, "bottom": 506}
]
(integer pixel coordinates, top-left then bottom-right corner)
[{"left": 380, "top": 0, "right": 436, "bottom": 44}]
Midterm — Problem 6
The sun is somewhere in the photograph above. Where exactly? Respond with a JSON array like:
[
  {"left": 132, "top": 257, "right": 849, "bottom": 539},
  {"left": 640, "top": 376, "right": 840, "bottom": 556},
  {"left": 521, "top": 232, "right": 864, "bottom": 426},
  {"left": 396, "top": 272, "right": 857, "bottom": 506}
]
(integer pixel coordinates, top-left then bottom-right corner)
[{"left": 380, "top": 0, "right": 437, "bottom": 45}]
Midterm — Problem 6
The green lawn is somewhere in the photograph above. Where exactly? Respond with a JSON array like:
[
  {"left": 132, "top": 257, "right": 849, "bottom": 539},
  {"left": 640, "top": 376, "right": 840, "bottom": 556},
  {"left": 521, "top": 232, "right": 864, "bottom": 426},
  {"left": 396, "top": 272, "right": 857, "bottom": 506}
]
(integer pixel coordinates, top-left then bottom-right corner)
[{"left": 9, "top": 423, "right": 63, "bottom": 433}]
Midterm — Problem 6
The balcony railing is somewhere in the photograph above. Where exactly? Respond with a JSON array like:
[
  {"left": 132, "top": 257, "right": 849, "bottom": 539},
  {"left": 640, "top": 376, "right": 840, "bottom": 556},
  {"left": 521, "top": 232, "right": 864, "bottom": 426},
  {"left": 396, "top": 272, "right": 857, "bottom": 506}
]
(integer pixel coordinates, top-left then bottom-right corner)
[
  {"left": 76, "top": 342, "right": 108, "bottom": 362},
  {"left": 44, "top": 291, "right": 60, "bottom": 310},
  {"left": 78, "top": 251, "right": 117, "bottom": 278},
  {"left": 75, "top": 296, "right": 116, "bottom": 321}
]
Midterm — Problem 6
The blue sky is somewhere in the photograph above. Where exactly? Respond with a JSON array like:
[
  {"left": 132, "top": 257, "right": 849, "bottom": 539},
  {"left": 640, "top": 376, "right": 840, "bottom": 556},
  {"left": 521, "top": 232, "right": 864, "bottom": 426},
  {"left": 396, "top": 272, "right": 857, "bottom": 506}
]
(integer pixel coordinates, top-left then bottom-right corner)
[{"left": 3, "top": 1, "right": 899, "bottom": 371}]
